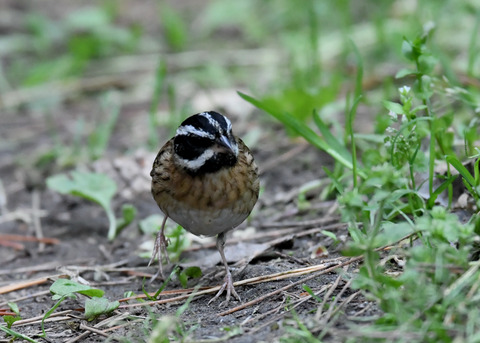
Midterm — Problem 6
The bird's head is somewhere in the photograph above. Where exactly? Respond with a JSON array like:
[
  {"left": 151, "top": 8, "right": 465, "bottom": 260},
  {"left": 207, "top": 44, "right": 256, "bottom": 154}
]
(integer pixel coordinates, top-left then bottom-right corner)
[{"left": 173, "top": 111, "right": 239, "bottom": 175}]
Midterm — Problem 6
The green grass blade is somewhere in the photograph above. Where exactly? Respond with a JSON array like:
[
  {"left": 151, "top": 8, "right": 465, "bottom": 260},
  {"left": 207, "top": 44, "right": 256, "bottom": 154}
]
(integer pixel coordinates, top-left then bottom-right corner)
[
  {"left": 238, "top": 92, "right": 356, "bottom": 172},
  {"left": 0, "top": 326, "right": 41, "bottom": 343},
  {"left": 41, "top": 295, "right": 67, "bottom": 337},
  {"left": 346, "top": 95, "right": 363, "bottom": 187},
  {"left": 446, "top": 155, "right": 475, "bottom": 187},
  {"left": 428, "top": 101, "right": 435, "bottom": 196},
  {"left": 88, "top": 91, "right": 121, "bottom": 160},
  {"left": 313, "top": 111, "right": 352, "bottom": 164},
  {"left": 474, "top": 158, "right": 480, "bottom": 186},
  {"left": 322, "top": 166, "right": 344, "bottom": 194},
  {"left": 426, "top": 175, "right": 457, "bottom": 208}
]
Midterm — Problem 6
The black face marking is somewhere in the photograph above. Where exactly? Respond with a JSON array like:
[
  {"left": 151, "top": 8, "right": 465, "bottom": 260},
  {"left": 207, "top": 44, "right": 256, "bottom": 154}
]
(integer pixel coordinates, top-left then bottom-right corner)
[{"left": 173, "top": 135, "right": 213, "bottom": 161}]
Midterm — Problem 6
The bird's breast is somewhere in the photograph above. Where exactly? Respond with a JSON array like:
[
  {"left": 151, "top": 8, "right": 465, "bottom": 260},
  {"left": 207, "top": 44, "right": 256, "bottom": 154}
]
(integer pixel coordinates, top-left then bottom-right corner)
[{"left": 150, "top": 138, "right": 259, "bottom": 236}]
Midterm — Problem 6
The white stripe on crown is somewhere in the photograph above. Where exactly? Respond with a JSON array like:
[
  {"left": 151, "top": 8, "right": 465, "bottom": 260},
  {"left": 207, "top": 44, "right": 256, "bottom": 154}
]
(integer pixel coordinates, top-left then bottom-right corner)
[
  {"left": 176, "top": 125, "right": 215, "bottom": 139},
  {"left": 199, "top": 112, "right": 232, "bottom": 133}
]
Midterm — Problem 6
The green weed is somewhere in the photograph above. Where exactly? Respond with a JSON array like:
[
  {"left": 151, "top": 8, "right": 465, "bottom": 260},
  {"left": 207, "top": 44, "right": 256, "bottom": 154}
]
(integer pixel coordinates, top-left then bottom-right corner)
[
  {"left": 46, "top": 171, "right": 136, "bottom": 240},
  {"left": 1, "top": 303, "right": 21, "bottom": 329},
  {"left": 130, "top": 285, "right": 199, "bottom": 342},
  {"left": 244, "top": 4, "right": 480, "bottom": 341},
  {"left": 41, "top": 279, "right": 119, "bottom": 337},
  {"left": 0, "top": 326, "right": 40, "bottom": 343}
]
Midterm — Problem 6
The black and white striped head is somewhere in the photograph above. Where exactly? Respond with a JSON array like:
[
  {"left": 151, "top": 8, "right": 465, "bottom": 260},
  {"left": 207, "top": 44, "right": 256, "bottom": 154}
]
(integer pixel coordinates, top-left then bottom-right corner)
[{"left": 173, "top": 111, "right": 239, "bottom": 175}]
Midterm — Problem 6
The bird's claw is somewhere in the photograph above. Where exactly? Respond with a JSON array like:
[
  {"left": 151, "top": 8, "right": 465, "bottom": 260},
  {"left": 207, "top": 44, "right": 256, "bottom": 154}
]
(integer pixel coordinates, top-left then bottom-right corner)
[
  {"left": 208, "top": 271, "right": 241, "bottom": 307},
  {"left": 148, "top": 229, "right": 170, "bottom": 281}
]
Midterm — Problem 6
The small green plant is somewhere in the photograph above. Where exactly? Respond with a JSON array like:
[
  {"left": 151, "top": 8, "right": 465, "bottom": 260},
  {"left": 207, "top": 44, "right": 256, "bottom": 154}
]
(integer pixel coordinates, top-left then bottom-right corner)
[
  {"left": 302, "top": 285, "right": 323, "bottom": 303},
  {"left": 350, "top": 206, "right": 477, "bottom": 341},
  {"left": 144, "top": 266, "right": 179, "bottom": 301},
  {"left": 1, "top": 303, "right": 21, "bottom": 329},
  {"left": 342, "top": 29, "right": 479, "bottom": 341},
  {"left": 176, "top": 266, "right": 202, "bottom": 289},
  {"left": 446, "top": 152, "right": 480, "bottom": 203},
  {"left": 143, "top": 286, "right": 199, "bottom": 342},
  {"left": 46, "top": 171, "right": 136, "bottom": 240},
  {"left": 42, "top": 279, "right": 119, "bottom": 336},
  {"left": 282, "top": 301, "right": 322, "bottom": 343}
]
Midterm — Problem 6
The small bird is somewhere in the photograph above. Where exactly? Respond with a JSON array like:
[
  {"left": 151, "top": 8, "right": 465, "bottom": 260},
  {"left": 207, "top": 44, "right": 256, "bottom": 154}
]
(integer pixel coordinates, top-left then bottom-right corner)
[{"left": 150, "top": 111, "right": 260, "bottom": 306}]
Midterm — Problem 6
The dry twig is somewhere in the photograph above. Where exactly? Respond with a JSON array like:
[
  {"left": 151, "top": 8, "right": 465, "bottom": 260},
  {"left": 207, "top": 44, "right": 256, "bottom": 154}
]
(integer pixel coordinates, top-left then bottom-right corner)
[
  {"left": 218, "top": 256, "right": 363, "bottom": 316},
  {"left": 0, "top": 274, "right": 65, "bottom": 295},
  {"left": 31, "top": 190, "right": 45, "bottom": 252}
]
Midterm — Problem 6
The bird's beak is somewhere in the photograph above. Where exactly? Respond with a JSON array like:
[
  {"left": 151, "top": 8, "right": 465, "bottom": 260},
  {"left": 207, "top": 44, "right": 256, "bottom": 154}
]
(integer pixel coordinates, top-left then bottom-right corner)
[
  {"left": 217, "top": 135, "right": 234, "bottom": 152},
  {"left": 215, "top": 134, "right": 238, "bottom": 156}
]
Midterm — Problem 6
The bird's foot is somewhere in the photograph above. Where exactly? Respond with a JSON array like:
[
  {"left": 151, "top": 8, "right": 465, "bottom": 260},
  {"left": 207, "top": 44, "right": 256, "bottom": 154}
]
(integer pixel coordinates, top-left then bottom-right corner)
[
  {"left": 148, "top": 230, "right": 170, "bottom": 281},
  {"left": 208, "top": 271, "right": 241, "bottom": 307}
]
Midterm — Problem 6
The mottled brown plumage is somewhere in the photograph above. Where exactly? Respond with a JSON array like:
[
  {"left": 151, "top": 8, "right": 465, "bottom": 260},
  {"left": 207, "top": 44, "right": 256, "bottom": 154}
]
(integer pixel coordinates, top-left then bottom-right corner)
[
  {"left": 149, "top": 111, "right": 259, "bottom": 306},
  {"left": 151, "top": 138, "right": 258, "bottom": 236}
]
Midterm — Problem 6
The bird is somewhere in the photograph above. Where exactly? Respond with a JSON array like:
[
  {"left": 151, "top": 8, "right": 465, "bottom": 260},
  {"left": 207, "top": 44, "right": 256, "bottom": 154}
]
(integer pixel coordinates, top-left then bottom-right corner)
[{"left": 149, "top": 111, "right": 260, "bottom": 306}]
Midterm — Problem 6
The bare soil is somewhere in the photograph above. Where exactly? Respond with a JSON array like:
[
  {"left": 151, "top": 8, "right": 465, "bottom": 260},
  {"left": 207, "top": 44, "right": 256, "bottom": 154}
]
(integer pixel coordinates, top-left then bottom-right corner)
[{"left": 0, "top": 103, "right": 379, "bottom": 342}]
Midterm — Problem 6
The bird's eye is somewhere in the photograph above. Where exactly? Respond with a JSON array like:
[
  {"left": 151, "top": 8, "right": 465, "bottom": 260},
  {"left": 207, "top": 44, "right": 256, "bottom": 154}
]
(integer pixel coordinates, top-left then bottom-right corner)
[{"left": 187, "top": 135, "right": 213, "bottom": 148}]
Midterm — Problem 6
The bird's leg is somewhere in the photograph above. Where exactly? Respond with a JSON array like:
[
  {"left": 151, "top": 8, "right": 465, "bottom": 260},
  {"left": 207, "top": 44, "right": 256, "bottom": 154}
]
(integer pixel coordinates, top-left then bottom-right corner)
[
  {"left": 208, "top": 232, "right": 241, "bottom": 307},
  {"left": 148, "top": 215, "right": 170, "bottom": 281}
]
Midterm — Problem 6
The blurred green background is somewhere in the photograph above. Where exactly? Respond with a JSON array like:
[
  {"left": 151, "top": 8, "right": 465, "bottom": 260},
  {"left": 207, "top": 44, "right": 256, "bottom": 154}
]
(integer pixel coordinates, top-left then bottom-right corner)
[{"left": 2, "top": 0, "right": 478, "bottom": 150}]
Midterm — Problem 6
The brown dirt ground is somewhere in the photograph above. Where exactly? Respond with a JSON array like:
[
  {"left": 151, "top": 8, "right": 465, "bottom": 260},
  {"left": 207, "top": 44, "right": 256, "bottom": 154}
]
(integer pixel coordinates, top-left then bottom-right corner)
[{"left": 1, "top": 109, "right": 379, "bottom": 343}]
